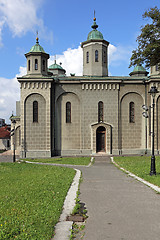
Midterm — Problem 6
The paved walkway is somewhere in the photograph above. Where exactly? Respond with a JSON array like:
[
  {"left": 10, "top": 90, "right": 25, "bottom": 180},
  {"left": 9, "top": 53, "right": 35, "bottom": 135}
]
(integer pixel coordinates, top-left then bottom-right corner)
[
  {"left": 78, "top": 156, "right": 160, "bottom": 240},
  {"left": 0, "top": 153, "right": 19, "bottom": 163},
  {"left": 0, "top": 154, "right": 13, "bottom": 162}
]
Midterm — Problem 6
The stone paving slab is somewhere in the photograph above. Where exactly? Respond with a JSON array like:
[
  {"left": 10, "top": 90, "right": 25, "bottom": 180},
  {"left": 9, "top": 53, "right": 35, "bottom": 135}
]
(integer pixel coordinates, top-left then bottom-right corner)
[{"left": 78, "top": 156, "right": 160, "bottom": 240}]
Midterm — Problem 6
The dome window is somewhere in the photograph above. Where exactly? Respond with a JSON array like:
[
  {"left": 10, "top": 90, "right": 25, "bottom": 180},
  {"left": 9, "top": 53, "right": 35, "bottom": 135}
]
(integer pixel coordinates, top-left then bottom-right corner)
[
  {"left": 42, "top": 59, "right": 45, "bottom": 71},
  {"left": 103, "top": 51, "right": 106, "bottom": 63},
  {"left": 28, "top": 60, "right": 30, "bottom": 71},
  {"left": 35, "top": 59, "right": 38, "bottom": 70},
  {"left": 86, "top": 52, "right": 89, "bottom": 63},
  {"left": 95, "top": 50, "right": 98, "bottom": 62}
]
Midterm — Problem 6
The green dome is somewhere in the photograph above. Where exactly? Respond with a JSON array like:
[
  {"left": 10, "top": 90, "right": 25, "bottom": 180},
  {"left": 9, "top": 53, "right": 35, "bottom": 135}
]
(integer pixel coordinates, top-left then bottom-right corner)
[
  {"left": 49, "top": 61, "right": 64, "bottom": 70},
  {"left": 129, "top": 64, "right": 148, "bottom": 76},
  {"left": 87, "top": 29, "right": 103, "bottom": 40},
  {"left": 87, "top": 18, "right": 103, "bottom": 40},
  {"left": 132, "top": 65, "right": 146, "bottom": 72},
  {"left": 29, "top": 38, "right": 45, "bottom": 53}
]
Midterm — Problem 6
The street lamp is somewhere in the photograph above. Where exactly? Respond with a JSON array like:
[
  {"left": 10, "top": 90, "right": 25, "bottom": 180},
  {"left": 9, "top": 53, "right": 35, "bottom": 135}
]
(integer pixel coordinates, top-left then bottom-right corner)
[
  {"left": 148, "top": 85, "right": 159, "bottom": 176},
  {"left": 12, "top": 119, "right": 16, "bottom": 163}
]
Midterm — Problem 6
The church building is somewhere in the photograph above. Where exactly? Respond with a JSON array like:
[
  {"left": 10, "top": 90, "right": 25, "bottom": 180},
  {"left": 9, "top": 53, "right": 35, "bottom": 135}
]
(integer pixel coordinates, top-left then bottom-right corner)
[{"left": 11, "top": 17, "right": 160, "bottom": 158}]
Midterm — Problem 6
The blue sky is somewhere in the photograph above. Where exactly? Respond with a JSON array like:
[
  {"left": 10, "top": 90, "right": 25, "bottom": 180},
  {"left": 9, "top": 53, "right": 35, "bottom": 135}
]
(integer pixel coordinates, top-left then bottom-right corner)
[{"left": 0, "top": 0, "right": 160, "bottom": 123}]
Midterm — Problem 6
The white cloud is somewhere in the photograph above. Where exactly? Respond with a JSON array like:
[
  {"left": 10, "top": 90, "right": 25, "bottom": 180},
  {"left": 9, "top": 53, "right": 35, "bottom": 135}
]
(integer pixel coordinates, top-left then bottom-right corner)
[
  {"left": 49, "top": 45, "right": 83, "bottom": 76},
  {"left": 0, "top": 0, "right": 52, "bottom": 45},
  {"left": 48, "top": 43, "right": 131, "bottom": 76},
  {"left": 108, "top": 44, "right": 132, "bottom": 67},
  {"left": 0, "top": 66, "right": 26, "bottom": 123}
]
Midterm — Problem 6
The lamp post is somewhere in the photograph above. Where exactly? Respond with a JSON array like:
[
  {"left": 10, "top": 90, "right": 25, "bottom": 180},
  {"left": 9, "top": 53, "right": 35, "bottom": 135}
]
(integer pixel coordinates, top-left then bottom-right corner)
[
  {"left": 148, "top": 85, "right": 159, "bottom": 176},
  {"left": 12, "top": 120, "right": 16, "bottom": 163}
]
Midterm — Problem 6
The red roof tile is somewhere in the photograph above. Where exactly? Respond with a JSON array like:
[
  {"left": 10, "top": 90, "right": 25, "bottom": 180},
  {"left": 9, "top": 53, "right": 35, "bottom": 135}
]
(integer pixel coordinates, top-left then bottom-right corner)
[{"left": 0, "top": 126, "right": 10, "bottom": 139}]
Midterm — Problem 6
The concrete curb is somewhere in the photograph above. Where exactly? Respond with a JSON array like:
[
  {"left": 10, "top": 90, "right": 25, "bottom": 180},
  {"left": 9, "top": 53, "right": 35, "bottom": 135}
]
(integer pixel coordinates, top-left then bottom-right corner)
[
  {"left": 111, "top": 157, "right": 160, "bottom": 193},
  {"left": 24, "top": 156, "right": 94, "bottom": 168},
  {"left": 52, "top": 168, "right": 81, "bottom": 240}
]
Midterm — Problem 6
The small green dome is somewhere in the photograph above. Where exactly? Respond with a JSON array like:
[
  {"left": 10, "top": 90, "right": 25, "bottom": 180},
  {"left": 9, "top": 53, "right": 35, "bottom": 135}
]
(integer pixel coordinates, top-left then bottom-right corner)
[
  {"left": 132, "top": 65, "right": 146, "bottom": 72},
  {"left": 29, "top": 38, "right": 45, "bottom": 53},
  {"left": 129, "top": 64, "right": 148, "bottom": 76},
  {"left": 87, "top": 17, "right": 103, "bottom": 40},
  {"left": 49, "top": 61, "right": 64, "bottom": 70}
]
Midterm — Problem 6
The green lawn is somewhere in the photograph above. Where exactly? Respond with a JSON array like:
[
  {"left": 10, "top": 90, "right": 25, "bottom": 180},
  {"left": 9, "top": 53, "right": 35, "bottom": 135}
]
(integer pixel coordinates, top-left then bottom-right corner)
[
  {"left": 24, "top": 157, "right": 91, "bottom": 166},
  {"left": 114, "top": 156, "right": 160, "bottom": 187},
  {"left": 0, "top": 162, "right": 75, "bottom": 240}
]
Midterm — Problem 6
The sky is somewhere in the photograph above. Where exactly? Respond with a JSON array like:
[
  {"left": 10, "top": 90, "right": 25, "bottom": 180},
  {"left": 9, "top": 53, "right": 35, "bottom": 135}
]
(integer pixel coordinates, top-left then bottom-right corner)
[{"left": 0, "top": 0, "right": 160, "bottom": 123}]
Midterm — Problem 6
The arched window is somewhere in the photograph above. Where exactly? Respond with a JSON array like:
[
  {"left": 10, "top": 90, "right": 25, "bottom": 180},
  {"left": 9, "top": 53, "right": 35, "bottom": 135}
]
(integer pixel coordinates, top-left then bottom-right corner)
[
  {"left": 35, "top": 59, "right": 38, "bottom": 70},
  {"left": 28, "top": 60, "right": 30, "bottom": 71},
  {"left": 86, "top": 51, "right": 89, "bottom": 63},
  {"left": 129, "top": 102, "right": 135, "bottom": 123},
  {"left": 33, "top": 101, "right": 38, "bottom": 122},
  {"left": 95, "top": 50, "right": 98, "bottom": 62},
  {"left": 42, "top": 59, "right": 45, "bottom": 71},
  {"left": 66, "top": 102, "right": 71, "bottom": 123},
  {"left": 98, "top": 101, "right": 103, "bottom": 122}
]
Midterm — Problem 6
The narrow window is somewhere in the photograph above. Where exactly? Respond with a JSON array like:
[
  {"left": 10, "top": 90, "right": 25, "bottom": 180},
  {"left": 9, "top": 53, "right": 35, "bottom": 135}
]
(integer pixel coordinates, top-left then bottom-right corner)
[
  {"left": 95, "top": 50, "right": 98, "bottom": 62},
  {"left": 98, "top": 101, "right": 103, "bottom": 122},
  {"left": 7, "top": 140, "right": 10, "bottom": 148},
  {"left": 66, "top": 102, "right": 71, "bottom": 123},
  {"left": 103, "top": 51, "right": 106, "bottom": 63},
  {"left": 86, "top": 51, "right": 89, "bottom": 63},
  {"left": 19, "top": 129, "right": 21, "bottom": 145},
  {"left": 156, "top": 64, "right": 159, "bottom": 71},
  {"left": 33, "top": 101, "right": 38, "bottom": 122},
  {"left": 35, "top": 59, "right": 38, "bottom": 70},
  {"left": 42, "top": 59, "right": 45, "bottom": 71},
  {"left": 129, "top": 102, "right": 135, "bottom": 123},
  {"left": 28, "top": 60, "right": 30, "bottom": 71}
]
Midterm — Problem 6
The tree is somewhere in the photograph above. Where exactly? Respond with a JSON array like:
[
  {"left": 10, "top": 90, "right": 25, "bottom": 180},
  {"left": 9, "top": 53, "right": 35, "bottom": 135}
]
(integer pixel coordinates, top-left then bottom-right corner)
[{"left": 129, "top": 6, "right": 160, "bottom": 68}]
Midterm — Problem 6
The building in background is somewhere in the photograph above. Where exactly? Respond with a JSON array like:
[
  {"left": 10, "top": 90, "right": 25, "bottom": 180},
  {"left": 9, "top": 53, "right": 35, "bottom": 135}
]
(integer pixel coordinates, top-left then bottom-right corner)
[
  {"left": 0, "top": 125, "right": 10, "bottom": 150},
  {"left": 11, "top": 17, "right": 160, "bottom": 158},
  {"left": 0, "top": 118, "right": 5, "bottom": 127}
]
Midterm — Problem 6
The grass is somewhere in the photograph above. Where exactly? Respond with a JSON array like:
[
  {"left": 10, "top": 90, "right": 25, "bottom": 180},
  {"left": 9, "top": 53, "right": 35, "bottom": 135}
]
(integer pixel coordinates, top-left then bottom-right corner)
[
  {"left": 0, "top": 150, "right": 6, "bottom": 153},
  {"left": 23, "top": 157, "right": 91, "bottom": 166},
  {"left": 70, "top": 223, "right": 85, "bottom": 239},
  {"left": 0, "top": 162, "right": 75, "bottom": 240},
  {"left": 114, "top": 155, "right": 160, "bottom": 187}
]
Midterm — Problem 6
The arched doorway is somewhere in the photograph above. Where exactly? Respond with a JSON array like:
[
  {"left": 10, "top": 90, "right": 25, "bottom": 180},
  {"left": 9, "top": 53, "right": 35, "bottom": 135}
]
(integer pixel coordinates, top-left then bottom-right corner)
[{"left": 96, "top": 126, "right": 106, "bottom": 152}]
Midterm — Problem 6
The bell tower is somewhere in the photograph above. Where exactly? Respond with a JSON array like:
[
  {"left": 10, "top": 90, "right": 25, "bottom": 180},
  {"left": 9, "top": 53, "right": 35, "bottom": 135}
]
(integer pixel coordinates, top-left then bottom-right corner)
[
  {"left": 81, "top": 15, "right": 109, "bottom": 77},
  {"left": 25, "top": 35, "right": 49, "bottom": 76}
]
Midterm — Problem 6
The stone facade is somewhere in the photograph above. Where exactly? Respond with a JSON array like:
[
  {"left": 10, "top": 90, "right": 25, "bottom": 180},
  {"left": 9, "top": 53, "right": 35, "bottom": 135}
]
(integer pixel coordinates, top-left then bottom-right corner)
[{"left": 11, "top": 18, "right": 160, "bottom": 158}]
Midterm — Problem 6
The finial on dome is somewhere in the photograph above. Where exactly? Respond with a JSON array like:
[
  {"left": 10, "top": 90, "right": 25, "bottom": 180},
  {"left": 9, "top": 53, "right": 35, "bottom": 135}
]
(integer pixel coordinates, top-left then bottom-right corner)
[
  {"left": 92, "top": 10, "right": 98, "bottom": 30},
  {"left": 54, "top": 55, "right": 56, "bottom": 64},
  {"left": 36, "top": 30, "right": 39, "bottom": 43},
  {"left": 93, "top": 10, "right": 96, "bottom": 21}
]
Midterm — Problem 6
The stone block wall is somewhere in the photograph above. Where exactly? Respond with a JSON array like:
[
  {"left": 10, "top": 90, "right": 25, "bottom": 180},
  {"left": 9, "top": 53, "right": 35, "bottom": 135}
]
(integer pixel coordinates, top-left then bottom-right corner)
[{"left": 19, "top": 80, "right": 52, "bottom": 158}]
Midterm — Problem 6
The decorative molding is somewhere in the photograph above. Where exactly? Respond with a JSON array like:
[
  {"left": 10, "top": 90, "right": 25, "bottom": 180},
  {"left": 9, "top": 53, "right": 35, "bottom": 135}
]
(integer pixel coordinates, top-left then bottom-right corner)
[
  {"left": 21, "top": 82, "right": 51, "bottom": 90},
  {"left": 83, "top": 42, "right": 109, "bottom": 48},
  {"left": 82, "top": 83, "right": 119, "bottom": 90}
]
